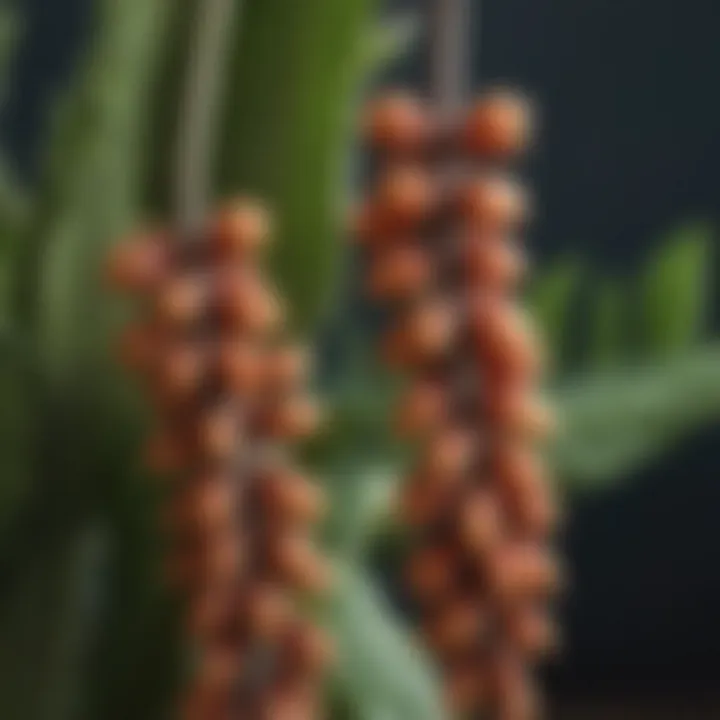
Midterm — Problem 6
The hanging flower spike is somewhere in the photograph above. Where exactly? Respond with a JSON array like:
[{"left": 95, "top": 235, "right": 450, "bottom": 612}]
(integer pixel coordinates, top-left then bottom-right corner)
[
  {"left": 107, "top": 198, "right": 332, "bottom": 720},
  {"left": 361, "top": 90, "right": 562, "bottom": 720}
]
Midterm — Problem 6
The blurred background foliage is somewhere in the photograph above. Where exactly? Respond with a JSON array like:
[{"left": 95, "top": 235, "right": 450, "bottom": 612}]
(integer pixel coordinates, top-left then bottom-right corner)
[{"left": 1, "top": 0, "right": 719, "bottom": 718}]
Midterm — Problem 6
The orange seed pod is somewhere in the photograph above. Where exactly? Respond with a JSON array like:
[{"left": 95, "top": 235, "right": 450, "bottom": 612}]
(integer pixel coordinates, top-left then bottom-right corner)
[
  {"left": 210, "top": 197, "right": 272, "bottom": 256},
  {"left": 456, "top": 175, "right": 531, "bottom": 234},
  {"left": 461, "top": 89, "right": 535, "bottom": 159},
  {"left": 106, "top": 231, "right": 169, "bottom": 292},
  {"left": 364, "top": 92, "right": 432, "bottom": 154},
  {"left": 375, "top": 164, "right": 436, "bottom": 227}
]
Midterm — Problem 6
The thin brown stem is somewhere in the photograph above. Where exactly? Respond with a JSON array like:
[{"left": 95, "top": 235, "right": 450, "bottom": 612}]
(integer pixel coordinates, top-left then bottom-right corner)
[
  {"left": 174, "top": 0, "right": 241, "bottom": 238},
  {"left": 430, "top": 0, "right": 472, "bottom": 117}
]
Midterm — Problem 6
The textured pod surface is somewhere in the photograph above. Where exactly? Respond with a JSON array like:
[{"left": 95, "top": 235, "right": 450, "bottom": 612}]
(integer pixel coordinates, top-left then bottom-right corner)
[
  {"left": 108, "top": 199, "right": 330, "bottom": 718},
  {"left": 359, "top": 90, "right": 560, "bottom": 719}
]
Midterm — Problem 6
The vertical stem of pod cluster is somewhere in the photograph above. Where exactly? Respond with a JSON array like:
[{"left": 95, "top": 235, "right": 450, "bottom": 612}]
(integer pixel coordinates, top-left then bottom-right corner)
[
  {"left": 430, "top": 0, "right": 470, "bottom": 116},
  {"left": 106, "top": 0, "right": 334, "bottom": 717},
  {"left": 174, "top": 0, "right": 240, "bottom": 237},
  {"left": 358, "top": 0, "right": 563, "bottom": 716}
]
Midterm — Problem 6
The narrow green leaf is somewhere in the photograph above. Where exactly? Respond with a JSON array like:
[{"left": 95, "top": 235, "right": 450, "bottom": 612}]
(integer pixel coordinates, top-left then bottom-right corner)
[
  {"left": 330, "top": 564, "right": 446, "bottom": 720},
  {"left": 0, "top": 525, "right": 102, "bottom": 720},
  {"left": 527, "top": 259, "right": 582, "bottom": 370},
  {"left": 587, "top": 279, "right": 627, "bottom": 369},
  {"left": 86, "top": 461, "right": 182, "bottom": 720},
  {"left": 552, "top": 343, "right": 720, "bottom": 489},
  {"left": 323, "top": 461, "right": 399, "bottom": 560},
  {"left": 363, "top": 13, "right": 420, "bottom": 73},
  {"left": 0, "top": 0, "right": 22, "bottom": 106},
  {"left": 640, "top": 221, "right": 712, "bottom": 357},
  {"left": 0, "top": 1, "right": 29, "bottom": 326},
  {"left": 345, "top": 343, "right": 720, "bottom": 536},
  {"left": 18, "top": 0, "right": 173, "bottom": 387},
  {"left": 0, "top": 331, "right": 41, "bottom": 544}
]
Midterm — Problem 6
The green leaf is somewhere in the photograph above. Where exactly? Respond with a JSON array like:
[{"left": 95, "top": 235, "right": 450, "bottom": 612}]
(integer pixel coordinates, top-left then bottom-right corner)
[
  {"left": 141, "top": 0, "right": 196, "bottom": 215},
  {"left": 527, "top": 259, "right": 582, "bottom": 370},
  {"left": 640, "top": 221, "right": 712, "bottom": 357},
  {"left": 0, "top": 1, "right": 28, "bottom": 326},
  {"left": 85, "top": 462, "right": 182, "bottom": 720},
  {"left": 217, "top": 0, "right": 381, "bottom": 333},
  {"left": 0, "top": 331, "right": 41, "bottom": 544},
  {"left": 0, "top": 0, "right": 22, "bottom": 107},
  {"left": 552, "top": 343, "right": 720, "bottom": 488},
  {"left": 330, "top": 564, "right": 446, "bottom": 720},
  {"left": 18, "top": 0, "right": 173, "bottom": 387},
  {"left": 363, "top": 13, "right": 420, "bottom": 73},
  {"left": 0, "top": 524, "right": 103, "bottom": 720},
  {"left": 345, "top": 344, "right": 720, "bottom": 534},
  {"left": 323, "top": 461, "right": 399, "bottom": 560},
  {"left": 587, "top": 279, "right": 626, "bottom": 369},
  {"left": 144, "top": 0, "right": 381, "bottom": 333}
]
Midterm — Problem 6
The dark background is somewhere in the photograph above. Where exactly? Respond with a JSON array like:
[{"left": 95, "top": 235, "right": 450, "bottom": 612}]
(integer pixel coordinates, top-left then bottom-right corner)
[{"left": 6, "top": 0, "right": 720, "bottom": 714}]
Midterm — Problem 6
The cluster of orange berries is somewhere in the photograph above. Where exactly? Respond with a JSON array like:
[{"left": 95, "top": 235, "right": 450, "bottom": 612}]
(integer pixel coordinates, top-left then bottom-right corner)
[
  {"left": 360, "top": 90, "right": 562, "bottom": 719},
  {"left": 107, "top": 201, "right": 332, "bottom": 720}
]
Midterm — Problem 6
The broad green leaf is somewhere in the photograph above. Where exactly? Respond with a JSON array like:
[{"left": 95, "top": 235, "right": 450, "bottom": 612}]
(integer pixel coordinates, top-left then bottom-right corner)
[
  {"left": 330, "top": 564, "right": 446, "bottom": 720},
  {"left": 218, "top": 0, "right": 381, "bottom": 333},
  {"left": 528, "top": 259, "right": 582, "bottom": 370},
  {"left": 552, "top": 343, "right": 720, "bottom": 488},
  {"left": 144, "top": 0, "right": 381, "bottom": 333},
  {"left": 640, "top": 221, "right": 712, "bottom": 357}
]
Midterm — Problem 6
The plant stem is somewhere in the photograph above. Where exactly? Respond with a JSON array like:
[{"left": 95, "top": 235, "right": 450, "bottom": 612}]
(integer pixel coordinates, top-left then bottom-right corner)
[
  {"left": 174, "top": 0, "right": 241, "bottom": 237},
  {"left": 430, "top": 0, "right": 471, "bottom": 117}
]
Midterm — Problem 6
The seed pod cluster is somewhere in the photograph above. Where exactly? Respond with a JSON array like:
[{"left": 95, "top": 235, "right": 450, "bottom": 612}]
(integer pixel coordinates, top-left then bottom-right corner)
[
  {"left": 360, "top": 89, "right": 561, "bottom": 719},
  {"left": 107, "top": 199, "right": 332, "bottom": 720}
]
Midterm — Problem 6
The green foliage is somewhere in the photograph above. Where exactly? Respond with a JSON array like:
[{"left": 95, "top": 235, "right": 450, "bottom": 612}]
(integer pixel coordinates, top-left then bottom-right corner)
[
  {"left": 330, "top": 564, "right": 445, "bottom": 720},
  {"left": 217, "top": 0, "right": 379, "bottom": 333},
  {"left": 640, "top": 221, "right": 712, "bottom": 357},
  {"left": 0, "top": 526, "right": 105, "bottom": 720},
  {"left": 22, "top": 0, "right": 173, "bottom": 387},
  {"left": 527, "top": 258, "right": 582, "bottom": 372},
  {"left": 0, "top": 0, "right": 27, "bottom": 325},
  {"left": 363, "top": 12, "right": 419, "bottom": 74},
  {"left": 529, "top": 223, "right": 714, "bottom": 372},
  {"left": 552, "top": 344, "right": 720, "bottom": 488},
  {"left": 0, "top": 526, "right": 92, "bottom": 720},
  {"left": 587, "top": 278, "right": 626, "bottom": 369},
  {"left": 0, "top": 0, "right": 384, "bottom": 717},
  {"left": 0, "top": 0, "right": 719, "bottom": 717},
  {"left": 0, "top": 0, "right": 20, "bottom": 106}
]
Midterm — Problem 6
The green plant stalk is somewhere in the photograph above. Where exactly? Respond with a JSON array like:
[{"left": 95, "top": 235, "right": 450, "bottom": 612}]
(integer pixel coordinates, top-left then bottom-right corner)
[{"left": 217, "top": 0, "right": 380, "bottom": 333}]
